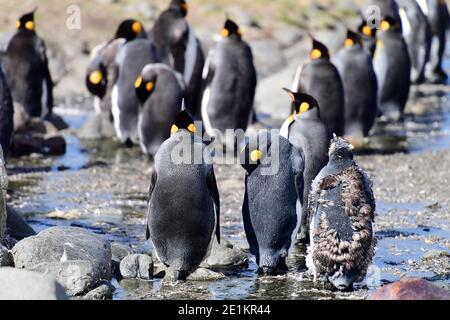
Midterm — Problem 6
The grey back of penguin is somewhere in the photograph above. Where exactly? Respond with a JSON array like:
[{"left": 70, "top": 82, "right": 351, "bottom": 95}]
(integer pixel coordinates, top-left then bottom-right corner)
[
  {"left": 148, "top": 132, "right": 218, "bottom": 279},
  {"left": 112, "top": 39, "right": 159, "bottom": 144},
  {"left": 0, "top": 64, "right": 13, "bottom": 156},
  {"left": 333, "top": 42, "right": 378, "bottom": 138}
]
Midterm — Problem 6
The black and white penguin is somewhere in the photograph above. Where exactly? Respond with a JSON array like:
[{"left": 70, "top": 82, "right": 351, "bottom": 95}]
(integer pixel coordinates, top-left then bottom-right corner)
[
  {"left": 0, "top": 64, "right": 13, "bottom": 156},
  {"left": 292, "top": 37, "right": 345, "bottom": 137},
  {"left": 135, "top": 63, "right": 186, "bottom": 157},
  {"left": 201, "top": 19, "right": 257, "bottom": 149},
  {"left": 422, "top": 0, "right": 450, "bottom": 83},
  {"left": 358, "top": 17, "right": 378, "bottom": 58},
  {"left": 2, "top": 9, "right": 53, "bottom": 118},
  {"left": 146, "top": 110, "right": 220, "bottom": 281},
  {"left": 240, "top": 131, "right": 304, "bottom": 275},
  {"left": 397, "top": 0, "right": 432, "bottom": 84},
  {"left": 280, "top": 89, "right": 330, "bottom": 243},
  {"left": 150, "top": 0, "right": 205, "bottom": 118},
  {"left": 111, "top": 39, "right": 160, "bottom": 145},
  {"left": 332, "top": 30, "right": 378, "bottom": 139},
  {"left": 307, "top": 136, "right": 376, "bottom": 291},
  {"left": 373, "top": 16, "right": 411, "bottom": 121}
]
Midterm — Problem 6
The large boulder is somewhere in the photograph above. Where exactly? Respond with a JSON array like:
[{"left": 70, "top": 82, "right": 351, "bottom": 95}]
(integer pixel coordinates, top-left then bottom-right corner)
[
  {"left": 0, "top": 267, "right": 68, "bottom": 300},
  {"left": 11, "top": 226, "right": 112, "bottom": 296},
  {"left": 370, "top": 277, "right": 450, "bottom": 300},
  {"left": 119, "top": 253, "right": 153, "bottom": 280},
  {"left": 0, "top": 146, "right": 6, "bottom": 243},
  {"left": 201, "top": 240, "right": 248, "bottom": 269}
]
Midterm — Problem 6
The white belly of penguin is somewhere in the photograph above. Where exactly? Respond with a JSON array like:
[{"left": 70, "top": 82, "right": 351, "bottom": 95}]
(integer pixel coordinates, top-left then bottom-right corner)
[
  {"left": 399, "top": 8, "right": 412, "bottom": 38},
  {"left": 41, "top": 81, "right": 48, "bottom": 118},
  {"left": 137, "top": 113, "right": 148, "bottom": 154},
  {"left": 111, "top": 84, "right": 124, "bottom": 141},
  {"left": 183, "top": 25, "right": 198, "bottom": 85},
  {"left": 416, "top": 0, "right": 429, "bottom": 16},
  {"left": 288, "top": 200, "right": 303, "bottom": 255},
  {"left": 201, "top": 86, "right": 214, "bottom": 137}
]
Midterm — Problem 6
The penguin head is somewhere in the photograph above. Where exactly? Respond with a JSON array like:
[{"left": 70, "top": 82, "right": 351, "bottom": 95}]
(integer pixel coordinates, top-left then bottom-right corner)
[
  {"left": 358, "top": 19, "right": 376, "bottom": 38},
  {"left": 283, "top": 88, "right": 319, "bottom": 117},
  {"left": 115, "top": 19, "right": 145, "bottom": 42},
  {"left": 86, "top": 64, "right": 107, "bottom": 99},
  {"left": 328, "top": 135, "right": 354, "bottom": 159},
  {"left": 310, "top": 39, "right": 330, "bottom": 60},
  {"left": 379, "top": 16, "right": 402, "bottom": 33},
  {"left": 170, "top": 109, "right": 197, "bottom": 135},
  {"left": 344, "top": 30, "right": 362, "bottom": 48},
  {"left": 170, "top": 0, "right": 189, "bottom": 17},
  {"left": 240, "top": 131, "right": 271, "bottom": 174},
  {"left": 134, "top": 72, "right": 156, "bottom": 104},
  {"left": 16, "top": 9, "right": 36, "bottom": 32},
  {"left": 221, "top": 19, "right": 242, "bottom": 39}
]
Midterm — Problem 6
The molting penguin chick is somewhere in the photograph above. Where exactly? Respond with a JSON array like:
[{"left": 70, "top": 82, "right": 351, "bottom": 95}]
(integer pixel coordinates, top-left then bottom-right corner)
[
  {"left": 111, "top": 39, "right": 160, "bottom": 145},
  {"left": 201, "top": 19, "right": 257, "bottom": 149},
  {"left": 150, "top": 0, "right": 205, "bottom": 119},
  {"left": 292, "top": 38, "right": 345, "bottom": 137},
  {"left": 280, "top": 89, "right": 330, "bottom": 243},
  {"left": 332, "top": 30, "right": 378, "bottom": 139},
  {"left": 0, "top": 65, "right": 14, "bottom": 157},
  {"left": 2, "top": 9, "right": 53, "bottom": 118},
  {"left": 307, "top": 136, "right": 376, "bottom": 291},
  {"left": 397, "top": 0, "right": 432, "bottom": 84},
  {"left": 135, "top": 63, "right": 186, "bottom": 158},
  {"left": 240, "top": 131, "right": 304, "bottom": 275},
  {"left": 373, "top": 16, "right": 411, "bottom": 122},
  {"left": 146, "top": 110, "right": 220, "bottom": 281}
]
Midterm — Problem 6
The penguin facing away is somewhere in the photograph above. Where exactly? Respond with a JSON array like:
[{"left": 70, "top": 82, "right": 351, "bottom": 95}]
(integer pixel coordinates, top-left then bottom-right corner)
[
  {"left": 150, "top": 0, "right": 205, "bottom": 118},
  {"left": 373, "top": 16, "right": 411, "bottom": 122},
  {"left": 111, "top": 39, "right": 160, "bottom": 145},
  {"left": 201, "top": 19, "right": 257, "bottom": 148},
  {"left": 0, "top": 65, "right": 14, "bottom": 157},
  {"left": 307, "top": 136, "right": 376, "bottom": 291},
  {"left": 146, "top": 110, "right": 220, "bottom": 281},
  {"left": 280, "top": 89, "right": 330, "bottom": 244},
  {"left": 241, "top": 131, "right": 304, "bottom": 275},
  {"left": 135, "top": 63, "right": 186, "bottom": 158},
  {"left": 2, "top": 9, "right": 53, "bottom": 118},
  {"left": 292, "top": 38, "right": 345, "bottom": 137},
  {"left": 332, "top": 30, "right": 378, "bottom": 139}
]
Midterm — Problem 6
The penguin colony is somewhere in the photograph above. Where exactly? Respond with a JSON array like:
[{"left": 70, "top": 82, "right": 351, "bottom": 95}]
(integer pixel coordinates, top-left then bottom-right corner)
[{"left": 0, "top": 0, "right": 448, "bottom": 291}]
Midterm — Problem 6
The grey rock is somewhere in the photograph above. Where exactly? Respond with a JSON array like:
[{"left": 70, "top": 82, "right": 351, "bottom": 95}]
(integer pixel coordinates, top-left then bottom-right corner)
[
  {"left": 249, "top": 40, "right": 285, "bottom": 78},
  {"left": 0, "top": 267, "right": 68, "bottom": 300},
  {"left": 188, "top": 268, "right": 225, "bottom": 281},
  {"left": 0, "top": 147, "right": 6, "bottom": 243},
  {"left": 78, "top": 113, "right": 116, "bottom": 139},
  {"left": 111, "top": 242, "right": 133, "bottom": 278},
  {"left": 0, "top": 246, "right": 13, "bottom": 266},
  {"left": 201, "top": 240, "right": 248, "bottom": 268},
  {"left": 12, "top": 226, "right": 112, "bottom": 295},
  {"left": 120, "top": 254, "right": 153, "bottom": 280},
  {"left": 422, "top": 249, "right": 450, "bottom": 260},
  {"left": 6, "top": 206, "right": 36, "bottom": 240},
  {"left": 82, "top": 281, "right": 114, "bottom": 300}
]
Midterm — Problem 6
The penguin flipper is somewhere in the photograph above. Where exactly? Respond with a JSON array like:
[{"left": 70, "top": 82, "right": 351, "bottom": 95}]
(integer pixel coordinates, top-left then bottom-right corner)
[
  {"left": 207, "top": 169, "right": 220, "bottom": 244},
  {"left": 146, "top": 170, "right": 157, "bottom": 240}
]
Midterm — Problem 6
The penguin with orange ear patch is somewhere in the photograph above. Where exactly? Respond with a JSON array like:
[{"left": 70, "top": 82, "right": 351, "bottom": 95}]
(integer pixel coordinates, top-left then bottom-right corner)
[
  {"left": 2, "top": 9, "right": 53, "bottom": 118},
  {"left": 291, "top": 37, "right": 345, "bottom": 137},
  {"left": 241, "top": 130, "right": 304, "bottom": 275}
]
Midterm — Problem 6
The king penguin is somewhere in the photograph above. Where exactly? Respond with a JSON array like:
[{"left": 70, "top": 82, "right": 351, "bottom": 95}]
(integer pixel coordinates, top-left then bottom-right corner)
[
  {"left": 241, "top": 130, "right": 304, "bottom": 275},
  {"left": 373, "top": 16, "right": 411, "bottom": 121},
  {"left": 397, "top": 0, "right": 432, "bottom": 84},
  {"left": 146, "top": 109, "right": 220, "bottom": 281},
  {"left": 111, "top": 38, "right": 160, "bottom": 145},
  {"left": 280, "top": 89, "right": 330, "bottom": 243},
  {"left": 358, "top": 17, "right": 378, "bottom": 58},
  {"left": 0, "top": 64, "right": 13, "bottom": 157},
  {"left": 424, "top": 0, "right": 450, "bottom": 83},
  {"left": 332, "top": 30, "right": 378, "bottom": 139},
  {"left": 201, "top": 19, "right": 257, "bottom": 149},
  {"left": 134, "top": 63, "right": 186, "bottom": 158},
  {"left": 150, "top": 0, "right": 205, "bottom": 118},
  {"left": 291, "top": 37, "right": 345, "bottom": 137},
  {"left": 307, "top": 136, "right": 376, "bottom": 291},
  {"left": 2, "top": 9, "right": 53, "bottom": 118}
]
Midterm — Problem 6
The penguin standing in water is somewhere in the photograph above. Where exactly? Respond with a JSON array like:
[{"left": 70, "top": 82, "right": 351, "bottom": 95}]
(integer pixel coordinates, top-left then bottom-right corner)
[
  {"left": 397, "top": 0, "right": 432, "bottom": 84},
  {"left": 423, "top": 0, "right": 450, "bottom": 83},
  {"left": 135, "top": 63, "right": 186, "bottom": 158},
  {"left": 307, "top": 136, "right": 376, "bottom": 291},
  {"left": 332, "top": 30, "right": 378, "bottom": 139},
  {"left": 86, "top": 19, "right": 146, "bottom": 116},
  {"left": 373, "top": 16, "right": 411, "bottom": 121},
  {"left": 150, "top": 0, "right": 205, "bottom": 118},
  {"left": 292, "top": 37, "right": 345, "bottom": 137},
  {"left": 111, "top": 39, "right": 160, "bottom": 145},
  {"left": 2, "top": 9, "right": 53, "bottom": 118},
  {"left": 241, "top": 131, "right": 304, "bottom": 275},
  {"left": 0, "top": 65, "right": 13, "bottom": 156},
  {"left": 358, "top": 17, "right": 378, "bottom": 58},
  {"left": 201, "top": 19, "right": 257, "bottom": 148},
  {"left": 280, "top": 90, "right": 330, "bottom": 243},
  {"left": 146, "top": 110, "right": 220, "bottom": 281}
]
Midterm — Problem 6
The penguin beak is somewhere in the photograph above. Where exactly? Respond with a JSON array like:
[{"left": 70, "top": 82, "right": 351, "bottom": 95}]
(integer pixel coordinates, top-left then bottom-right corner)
[{"left": 282, "top": 88, "right": 296, "bottom": 102}]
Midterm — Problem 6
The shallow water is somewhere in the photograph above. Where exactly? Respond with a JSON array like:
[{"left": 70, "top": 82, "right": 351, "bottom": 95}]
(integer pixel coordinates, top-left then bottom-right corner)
[{"left": 5, "top": 81, "right": 450, "bottom": 299}]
